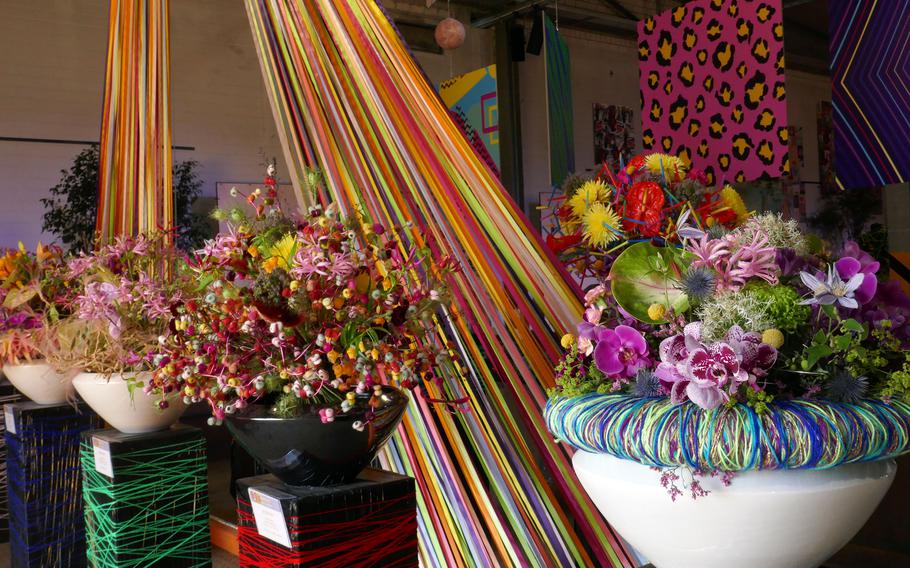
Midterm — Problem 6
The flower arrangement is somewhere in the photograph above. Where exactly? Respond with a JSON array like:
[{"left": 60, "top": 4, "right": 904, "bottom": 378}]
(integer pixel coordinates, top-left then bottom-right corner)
[
  {"left": 547, "top": 153, "right": 750, "bottom": 280},
  {"left": 150, "top": 172, "right": 455, "bottom": 425},
  {"left": 46, "top": 233, "right": 188, "bottom": 379},
  {"left": 0, "top": 243, "right": 71, "bottom": 364},
  {"left": 547, "top": 155, "right": 910, "bottom": 499},
  {"left": 554, "top": 211, "right": 910, "bottom": 409}
]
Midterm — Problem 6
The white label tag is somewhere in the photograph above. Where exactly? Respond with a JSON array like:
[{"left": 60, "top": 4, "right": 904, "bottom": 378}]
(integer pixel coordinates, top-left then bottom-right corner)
[
  {"left": 248, "top": 487, "right": 292, "bottom": 548},
  {"left": 4, "top": 406, "right": 15, "bottom": 435},
  {"left": 92, "top": 437, "right": 114, "bottom": 479}
]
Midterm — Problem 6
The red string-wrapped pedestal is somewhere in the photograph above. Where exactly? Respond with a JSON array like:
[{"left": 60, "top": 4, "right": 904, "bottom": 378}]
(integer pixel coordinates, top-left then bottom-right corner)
[{"left": 237, "top": 469, "right": 417, "bottom": 567}]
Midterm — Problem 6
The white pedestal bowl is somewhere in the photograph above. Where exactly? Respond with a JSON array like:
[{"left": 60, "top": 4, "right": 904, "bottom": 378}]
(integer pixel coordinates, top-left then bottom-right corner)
[
  {"left": 72, "top": 372, "right": 185, "bottom": 433},
  {"left": 3, "top": 361, "right": 68, "bottom": 404},
  {"left": 574, "top": 451, "right": 896, "bottom": 568}
]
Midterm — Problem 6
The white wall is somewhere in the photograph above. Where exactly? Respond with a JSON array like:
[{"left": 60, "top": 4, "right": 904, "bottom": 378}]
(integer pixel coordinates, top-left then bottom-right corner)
[{"left": 0, "top": 0, "right": 284, "bottom": 250}]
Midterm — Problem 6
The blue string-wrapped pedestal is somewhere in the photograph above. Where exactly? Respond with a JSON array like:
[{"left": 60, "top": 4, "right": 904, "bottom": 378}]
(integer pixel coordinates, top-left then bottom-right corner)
[
  {"left": 5, "top": 401, "right": 101, "bottom": 567},
  {"left": 0, "top": 381, "right": 23, "bottom": 542},
  {"left": 80, "top": 424, "right": 210, "bottom": 567}
]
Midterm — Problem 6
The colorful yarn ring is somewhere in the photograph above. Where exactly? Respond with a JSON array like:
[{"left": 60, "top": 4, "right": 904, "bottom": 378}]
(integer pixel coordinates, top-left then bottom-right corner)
[{"left": 545, "top": 394, "right": 910, "bottom": 472}]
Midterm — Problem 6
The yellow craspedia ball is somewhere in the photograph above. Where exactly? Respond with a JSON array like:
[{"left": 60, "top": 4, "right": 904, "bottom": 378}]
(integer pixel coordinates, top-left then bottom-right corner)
[
  {"left": 647, "top": 303, "right": 667, "bottom": 321},
  {"left": 762, "top": 328, "right": 785, "bottom": 349},
  {"left": 560, "top": 334, "right": 576, "bottom": 349}
]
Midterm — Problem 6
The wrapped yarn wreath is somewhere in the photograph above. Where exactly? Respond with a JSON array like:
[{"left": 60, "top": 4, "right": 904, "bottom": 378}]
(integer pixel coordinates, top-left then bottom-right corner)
[{"left": 546, "top": 394, "right": 910, "bottom": 472}]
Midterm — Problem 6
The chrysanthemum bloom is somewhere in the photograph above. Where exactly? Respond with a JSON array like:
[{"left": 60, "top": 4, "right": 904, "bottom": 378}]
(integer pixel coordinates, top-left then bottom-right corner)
[
  {"left": 582, "top": 203, "right": 623, "bottom": 248},
  {"left": 568, "top": 180, "right": 611, "bottom": 219}
]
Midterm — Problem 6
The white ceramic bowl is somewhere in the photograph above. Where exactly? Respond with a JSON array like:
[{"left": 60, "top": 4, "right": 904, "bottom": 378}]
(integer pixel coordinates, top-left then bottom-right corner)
[
  {"left": 72, "top": 372, "right": 185, "bottom": 433},
  {"left": 3, "top": 360, "right": 68, "bottom": 404},
  {"left": 574, "top": 451, "right": 897, "bottom": 568}
]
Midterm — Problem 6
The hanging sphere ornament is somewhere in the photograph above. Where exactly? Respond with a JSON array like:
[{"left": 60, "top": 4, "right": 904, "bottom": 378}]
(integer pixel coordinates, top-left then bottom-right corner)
[{"left": 435, "top": 17, "right": 465, "bottom": 50}]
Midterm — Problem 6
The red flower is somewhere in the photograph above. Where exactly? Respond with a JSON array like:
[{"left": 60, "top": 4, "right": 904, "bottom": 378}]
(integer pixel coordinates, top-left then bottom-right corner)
[{"left": 623, "top": 181, "right": 665, "bottom": 237}]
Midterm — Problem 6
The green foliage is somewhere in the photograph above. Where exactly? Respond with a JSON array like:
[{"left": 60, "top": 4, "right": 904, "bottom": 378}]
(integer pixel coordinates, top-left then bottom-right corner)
[
  {"left": 740, "top": 386, "right": 774, "bottom": 414},
  {"left": 271, "top": 391, "right": 305, "bottom": 418},
  {"left": 609, "top": 242, "right": 692, "bottom": 323},
  {"left": 550, "top": 345, "right": 608, "bottom": 398},
  {"left": 881, "top": 355, "right": 910, "bottom": 403},
  {"left": 746, "top": 283, "right": 810, "bottom": 335},
  {"left": 40, "top": 145, "right": 100, "bottom": 253},
  {"left": 41, "top": 146, "right": 209, "bottom": 253}
]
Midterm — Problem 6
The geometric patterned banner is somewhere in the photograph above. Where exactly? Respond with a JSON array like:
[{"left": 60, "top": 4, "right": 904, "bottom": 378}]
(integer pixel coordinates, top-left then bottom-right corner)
[
  {"left": 638, "top": 0, "right": 789, "bottom": 185},
  {"left": 439, "top": 65, "right": 501, "bottom": 178},
  {"left": 97, "top": 0, "right": 173, "bottom": 243},
  {"left": 829, "top": 0, "right": 910, "bottom": 189}
]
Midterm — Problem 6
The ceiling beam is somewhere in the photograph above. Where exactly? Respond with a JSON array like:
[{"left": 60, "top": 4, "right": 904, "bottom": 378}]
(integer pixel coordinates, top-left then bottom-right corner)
[
  {"left": 471, "top": 0, "right": 551, "bottom": 29},
  {"left": 597, "top": 0, "right": 637, "bottom": 21}
]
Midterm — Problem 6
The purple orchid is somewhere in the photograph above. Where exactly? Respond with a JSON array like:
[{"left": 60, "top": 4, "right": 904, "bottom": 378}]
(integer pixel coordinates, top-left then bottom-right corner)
[
  {"left": 724, "top": 325, "right": 777, "bottom": 381},
  {"left": 833, "top": 255, "right": 878, "bottom": 305},
  {"left": 654, "top": 323, "right": 754, "bottom": 410},
  {"left": 592, "top": 325, "right": 651, "bottom": 378}
]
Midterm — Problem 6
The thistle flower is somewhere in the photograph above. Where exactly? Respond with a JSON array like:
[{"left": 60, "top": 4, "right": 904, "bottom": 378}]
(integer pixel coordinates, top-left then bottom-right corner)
[
  {"left": 680, "top": 268, "right": 716, "bottom": 303},
  {"left": 632, "top": 369, "right": 661, "bottom": 397},
  {"left": 582, "top": 203, "right": 623, "bottom": 248},
  {"left": 824, "top": 370, "right": 868, "bottom": 403}
]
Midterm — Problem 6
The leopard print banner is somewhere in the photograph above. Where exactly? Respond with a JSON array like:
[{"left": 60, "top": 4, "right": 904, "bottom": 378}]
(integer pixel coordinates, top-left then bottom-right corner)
[{"left": 638, "top": 0, "right": 789, "bottom": 185}]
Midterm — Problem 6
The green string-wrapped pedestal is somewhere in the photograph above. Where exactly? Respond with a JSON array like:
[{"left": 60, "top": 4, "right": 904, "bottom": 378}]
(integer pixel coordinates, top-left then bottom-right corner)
[{"left": 80, "top": 425, "right": 210, "bottom": 567}]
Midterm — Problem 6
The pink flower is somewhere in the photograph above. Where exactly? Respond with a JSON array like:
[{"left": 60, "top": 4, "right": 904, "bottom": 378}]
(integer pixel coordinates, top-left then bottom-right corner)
[
  {"left": 655, "top": 325, "right": 754, "bottom": 410},
  {"left": 592, "top": 325, "right": 650, "bottom": 378},
  {"left": 685, "top": 343, "right": 748, "bottom": 409}
]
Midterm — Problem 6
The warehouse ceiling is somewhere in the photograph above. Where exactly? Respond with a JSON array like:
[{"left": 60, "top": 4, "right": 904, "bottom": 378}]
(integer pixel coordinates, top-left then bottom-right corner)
[{"left": 391, "top": 0, "right": 830, "bottom": 75}]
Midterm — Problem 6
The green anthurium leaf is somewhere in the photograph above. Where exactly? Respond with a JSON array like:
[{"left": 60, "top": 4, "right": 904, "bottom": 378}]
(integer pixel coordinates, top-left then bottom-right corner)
[{"left": 609, "top": 242, "right": 692, "bottom": 323}]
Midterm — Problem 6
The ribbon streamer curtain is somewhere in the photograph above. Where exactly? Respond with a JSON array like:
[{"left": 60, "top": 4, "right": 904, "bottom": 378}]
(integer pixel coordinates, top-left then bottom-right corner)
[
  {"left": 244, "top": 1, "right": 632, "bottom": 566},
  {"left": 97, "top": 0, "right": 173, "bottom": 242}
]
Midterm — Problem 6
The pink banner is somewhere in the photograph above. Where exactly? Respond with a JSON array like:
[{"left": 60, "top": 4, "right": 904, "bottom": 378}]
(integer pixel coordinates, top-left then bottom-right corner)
[{"left": 638, "top": 0, "right": 788, "bottom": 185}]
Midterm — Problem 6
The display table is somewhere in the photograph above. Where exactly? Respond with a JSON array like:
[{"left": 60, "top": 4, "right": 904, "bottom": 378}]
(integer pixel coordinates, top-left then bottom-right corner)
[
  {"left": 5, "top": 400, "right": 100, "bottom": 567},
  {"left": 236, "top": 469, "right": 417, "bottom": 567},
  {"left": 80, "top": 424, "right": 210, "bottom": 567}
]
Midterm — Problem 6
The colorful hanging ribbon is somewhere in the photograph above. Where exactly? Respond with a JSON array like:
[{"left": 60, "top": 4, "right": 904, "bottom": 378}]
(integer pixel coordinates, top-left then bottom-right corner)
[
  {"left": 97, "top": 0, "right": 173, "bottom": 242},
  {"left": 244, "top": 1, "right": 632, "bottom": 566}
]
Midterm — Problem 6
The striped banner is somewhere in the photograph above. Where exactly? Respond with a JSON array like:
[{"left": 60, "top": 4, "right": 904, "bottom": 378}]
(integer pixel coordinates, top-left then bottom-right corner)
[
  {"left": 97, "top": 0, "right": 173, "bottom": 242},
  {"left": 243, "top": 1, "right": 632, "bottom": 566}
]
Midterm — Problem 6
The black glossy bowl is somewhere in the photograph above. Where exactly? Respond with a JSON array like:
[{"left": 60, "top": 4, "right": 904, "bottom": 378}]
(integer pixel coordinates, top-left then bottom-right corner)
[{"left": 225, "top": 386, "right": 408, "bottom": 486}]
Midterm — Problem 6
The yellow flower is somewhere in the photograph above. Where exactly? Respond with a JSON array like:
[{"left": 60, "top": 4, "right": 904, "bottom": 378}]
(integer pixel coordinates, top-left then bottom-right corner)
[
  {"left": 262, "top": 257, "right": 281, "bottom": 273},
  {"left": 247, "top": 245, "right": 260, "bottom": 258},
  {"left": 720, "top": 185, "right": 751, "bottom": 224},
  {"left": 647, "top": 303, "right": 667, "bottom": 321},
  {"left": 582, "top": 203, "right": 623, "bottom": 248},
  {"left": 645, "top": 154, "right": 687, "bottom": 180},
  {"left": 568, "top": 180, "right": 611, "bottom": 220},
  {"left": 560, "top": 334, "right": 575, "bottom": 349},
  {"left": 762, "top": 329, "right": 785, "bottom": 349},
  {"left": 261, "top": 233, "right": 298, "bottom": 271}
]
